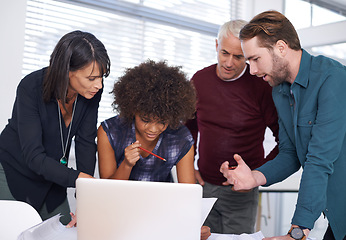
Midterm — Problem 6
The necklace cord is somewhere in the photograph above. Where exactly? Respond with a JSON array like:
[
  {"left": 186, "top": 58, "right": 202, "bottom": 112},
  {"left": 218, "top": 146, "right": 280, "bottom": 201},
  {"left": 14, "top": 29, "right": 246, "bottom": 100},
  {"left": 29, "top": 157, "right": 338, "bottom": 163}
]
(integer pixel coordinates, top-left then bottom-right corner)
[{"left": 58, "top": 95, "right": 78, "bottom": 163}]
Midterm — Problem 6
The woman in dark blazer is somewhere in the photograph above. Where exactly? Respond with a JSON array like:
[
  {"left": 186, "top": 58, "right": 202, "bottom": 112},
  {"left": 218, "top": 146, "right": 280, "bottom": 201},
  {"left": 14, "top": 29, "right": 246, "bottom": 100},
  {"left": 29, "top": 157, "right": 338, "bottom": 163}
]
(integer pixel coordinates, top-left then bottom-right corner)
[{"left": 0, "top": 30, "right": 110, "bottom": 224}]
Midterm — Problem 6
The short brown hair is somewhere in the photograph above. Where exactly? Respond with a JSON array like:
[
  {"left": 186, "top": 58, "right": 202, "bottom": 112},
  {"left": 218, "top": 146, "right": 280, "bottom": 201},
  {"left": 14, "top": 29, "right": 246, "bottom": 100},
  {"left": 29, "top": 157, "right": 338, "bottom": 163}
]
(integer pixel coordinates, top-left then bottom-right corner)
[{"left": 239, "top": 10, "right": 301, "bottom": 50}]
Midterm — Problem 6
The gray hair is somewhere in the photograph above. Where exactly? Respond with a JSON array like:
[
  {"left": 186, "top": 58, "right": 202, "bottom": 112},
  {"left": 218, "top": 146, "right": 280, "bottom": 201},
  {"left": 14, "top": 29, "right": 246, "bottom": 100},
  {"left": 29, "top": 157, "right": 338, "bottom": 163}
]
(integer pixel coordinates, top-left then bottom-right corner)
[{"left": 217, "top": 20, "right": 248, "bottom": 41}]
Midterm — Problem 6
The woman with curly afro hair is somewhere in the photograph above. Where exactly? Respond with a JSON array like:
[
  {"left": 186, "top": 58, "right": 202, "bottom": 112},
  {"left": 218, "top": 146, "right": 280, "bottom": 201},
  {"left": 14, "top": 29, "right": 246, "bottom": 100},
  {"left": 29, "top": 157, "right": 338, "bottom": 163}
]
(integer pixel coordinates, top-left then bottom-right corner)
[
  {"left": 97, "top": 60, "right": 197, "bottom": 183},
  {"left": 97, "top": 60, "right": 211, "bottom": 240}
]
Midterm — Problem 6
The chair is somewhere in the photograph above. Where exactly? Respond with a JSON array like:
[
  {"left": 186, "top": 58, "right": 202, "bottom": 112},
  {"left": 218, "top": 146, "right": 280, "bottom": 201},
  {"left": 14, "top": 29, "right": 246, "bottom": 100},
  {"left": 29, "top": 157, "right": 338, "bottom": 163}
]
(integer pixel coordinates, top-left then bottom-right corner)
[{"left": 0, "top": 200, "right": 42, "bottom": 239}]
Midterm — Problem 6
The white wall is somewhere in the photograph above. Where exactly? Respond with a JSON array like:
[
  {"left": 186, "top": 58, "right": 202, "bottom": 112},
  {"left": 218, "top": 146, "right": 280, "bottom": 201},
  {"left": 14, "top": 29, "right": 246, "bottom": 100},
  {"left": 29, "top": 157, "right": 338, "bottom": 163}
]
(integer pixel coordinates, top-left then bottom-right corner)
[{"left": 0, "top": 1, "right": 27, "bottom": 128}]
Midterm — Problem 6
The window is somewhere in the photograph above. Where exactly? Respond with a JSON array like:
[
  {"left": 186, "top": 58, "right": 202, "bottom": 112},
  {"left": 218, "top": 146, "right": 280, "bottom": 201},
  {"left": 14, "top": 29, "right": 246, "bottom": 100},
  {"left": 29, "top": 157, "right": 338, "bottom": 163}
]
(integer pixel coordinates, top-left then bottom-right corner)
[
  {"left": 285, "top": 0, "right": 346, "bottom": 29},
  {"left": 285, "top": 0, "right": 346, "bottom": 65},
  {"left": 23, "top": 0, "right": 233, "bottom": 123}
]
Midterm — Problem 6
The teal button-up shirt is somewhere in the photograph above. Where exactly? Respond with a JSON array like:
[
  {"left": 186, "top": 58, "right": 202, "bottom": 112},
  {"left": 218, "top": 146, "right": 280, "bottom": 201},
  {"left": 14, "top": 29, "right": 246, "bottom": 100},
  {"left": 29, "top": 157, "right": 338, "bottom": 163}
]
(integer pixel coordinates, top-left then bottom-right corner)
[{"left": 258, "top": 49, "right": 346, "bottom": 240}]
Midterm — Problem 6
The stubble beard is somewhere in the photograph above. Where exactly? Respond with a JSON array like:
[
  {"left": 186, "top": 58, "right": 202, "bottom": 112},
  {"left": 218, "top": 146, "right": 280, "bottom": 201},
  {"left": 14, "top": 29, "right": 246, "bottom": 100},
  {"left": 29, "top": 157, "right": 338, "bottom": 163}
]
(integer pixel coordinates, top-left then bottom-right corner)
[{"left": 270, "top": 53, "right": 291, "bottom": 87}]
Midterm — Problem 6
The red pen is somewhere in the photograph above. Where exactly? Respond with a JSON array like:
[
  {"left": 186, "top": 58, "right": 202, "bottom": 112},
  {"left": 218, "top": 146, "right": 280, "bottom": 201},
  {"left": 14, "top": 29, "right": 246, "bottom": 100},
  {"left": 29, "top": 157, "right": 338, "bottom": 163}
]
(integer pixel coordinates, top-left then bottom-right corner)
[
  {"left": 139, "top": 146, "right": 166, "bottom": 161},
  {"left": 229, "top": 166, "right": 237, "bottom": 170}
]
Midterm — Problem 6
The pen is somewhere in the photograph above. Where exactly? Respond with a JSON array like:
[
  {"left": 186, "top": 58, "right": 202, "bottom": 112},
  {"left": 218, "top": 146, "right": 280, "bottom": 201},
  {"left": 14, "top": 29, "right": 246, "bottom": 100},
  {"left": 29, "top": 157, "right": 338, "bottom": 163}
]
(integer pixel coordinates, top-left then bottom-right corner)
[
  {"left": 229, "top": 166, "right": 237, "bottom": 170},
  {"left": 139, "top": 146, "right": 166, "bottom": 161}
]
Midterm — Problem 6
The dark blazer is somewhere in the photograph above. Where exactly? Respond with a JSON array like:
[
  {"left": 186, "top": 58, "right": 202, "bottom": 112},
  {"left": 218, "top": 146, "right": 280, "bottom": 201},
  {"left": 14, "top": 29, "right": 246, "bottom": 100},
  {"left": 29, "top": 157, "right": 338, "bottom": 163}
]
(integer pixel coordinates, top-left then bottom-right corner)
[{"left": 0, "top": 67, "right": 102, "bottom": 212}]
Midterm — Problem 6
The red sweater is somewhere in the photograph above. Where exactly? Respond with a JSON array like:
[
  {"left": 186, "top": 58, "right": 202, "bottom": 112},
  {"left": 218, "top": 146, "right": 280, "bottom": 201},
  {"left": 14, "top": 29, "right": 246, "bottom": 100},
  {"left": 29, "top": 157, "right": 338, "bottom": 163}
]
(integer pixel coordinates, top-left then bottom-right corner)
[{"left": 186, "top": 64, "right": 279, "bottom": 185}]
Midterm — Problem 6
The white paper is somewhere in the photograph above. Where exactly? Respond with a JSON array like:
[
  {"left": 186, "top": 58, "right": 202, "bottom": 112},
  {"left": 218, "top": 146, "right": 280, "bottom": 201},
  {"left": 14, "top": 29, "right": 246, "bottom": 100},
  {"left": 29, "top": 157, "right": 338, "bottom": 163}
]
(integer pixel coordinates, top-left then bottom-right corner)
[
  {"left": 208, "top": 232, "right": 316, "bottom": 240},
  {"left": 208, "top": 231, "right": 264, "bottom": 240},
  {"left": 201, "top": 198, "right": 217, "bottom": 226},
  {"left": 17, "top": 214, "right": 76, "bottom": 240}
]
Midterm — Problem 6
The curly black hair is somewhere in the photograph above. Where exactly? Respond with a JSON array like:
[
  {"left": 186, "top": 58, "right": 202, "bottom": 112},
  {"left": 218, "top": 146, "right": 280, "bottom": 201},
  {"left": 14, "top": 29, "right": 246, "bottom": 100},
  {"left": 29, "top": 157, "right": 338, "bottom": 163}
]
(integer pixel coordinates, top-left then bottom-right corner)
[{"left": 112, "top": 60, "right": 196, "bottom": 129}]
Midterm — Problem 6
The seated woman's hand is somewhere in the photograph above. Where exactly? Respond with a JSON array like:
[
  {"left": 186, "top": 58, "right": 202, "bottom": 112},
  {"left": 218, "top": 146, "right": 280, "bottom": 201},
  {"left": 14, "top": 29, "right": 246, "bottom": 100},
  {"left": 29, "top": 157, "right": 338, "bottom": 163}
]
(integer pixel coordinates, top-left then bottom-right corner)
[{"left": 124, "top": 141, "right": 141, "bottom": 167}]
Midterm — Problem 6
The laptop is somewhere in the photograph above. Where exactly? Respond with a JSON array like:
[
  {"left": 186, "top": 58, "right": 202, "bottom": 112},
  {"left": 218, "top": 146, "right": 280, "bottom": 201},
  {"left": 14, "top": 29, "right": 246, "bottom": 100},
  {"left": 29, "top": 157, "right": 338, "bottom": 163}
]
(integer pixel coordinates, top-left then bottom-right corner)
[{"left": 76, "top": 178, "right": 202, "bottom": 240}]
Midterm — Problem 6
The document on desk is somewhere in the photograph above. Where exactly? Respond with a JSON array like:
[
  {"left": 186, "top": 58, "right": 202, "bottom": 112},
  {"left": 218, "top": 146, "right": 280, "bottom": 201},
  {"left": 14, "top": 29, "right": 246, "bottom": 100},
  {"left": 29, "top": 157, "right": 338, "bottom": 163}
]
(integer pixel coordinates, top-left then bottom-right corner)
[
  {"left": 201, "top": 197, "right": 217, "bottom": 226},
  {"left": 208, "top": 232, "right": 317, "bottom": 240},
  {"left": 17, "top": 214, "right": 76, "bottom": 240},
  {"left": 209, "top": 231, "right": 265, "bottom": 240}
]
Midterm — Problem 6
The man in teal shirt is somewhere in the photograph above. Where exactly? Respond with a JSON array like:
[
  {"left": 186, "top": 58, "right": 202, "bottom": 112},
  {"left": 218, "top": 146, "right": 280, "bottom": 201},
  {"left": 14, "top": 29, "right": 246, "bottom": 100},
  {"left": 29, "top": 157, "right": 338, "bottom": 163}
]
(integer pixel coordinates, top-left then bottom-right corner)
[{"left": 220, "top": 10, "right": 346, "bottom": 240}]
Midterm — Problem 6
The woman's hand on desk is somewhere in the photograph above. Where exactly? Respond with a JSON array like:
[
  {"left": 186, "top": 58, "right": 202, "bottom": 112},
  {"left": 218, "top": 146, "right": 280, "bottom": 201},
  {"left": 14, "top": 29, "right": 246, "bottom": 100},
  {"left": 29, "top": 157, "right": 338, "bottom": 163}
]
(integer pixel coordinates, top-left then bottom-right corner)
[
  {"left": 66, "top": 212, "right": 77, "bottom": 228},
  {"left": 201, "top": 225, "right": 211, "bottom": 240},
  {"left": 78, "top": 172, "right": 94, "bottom": 178}
]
